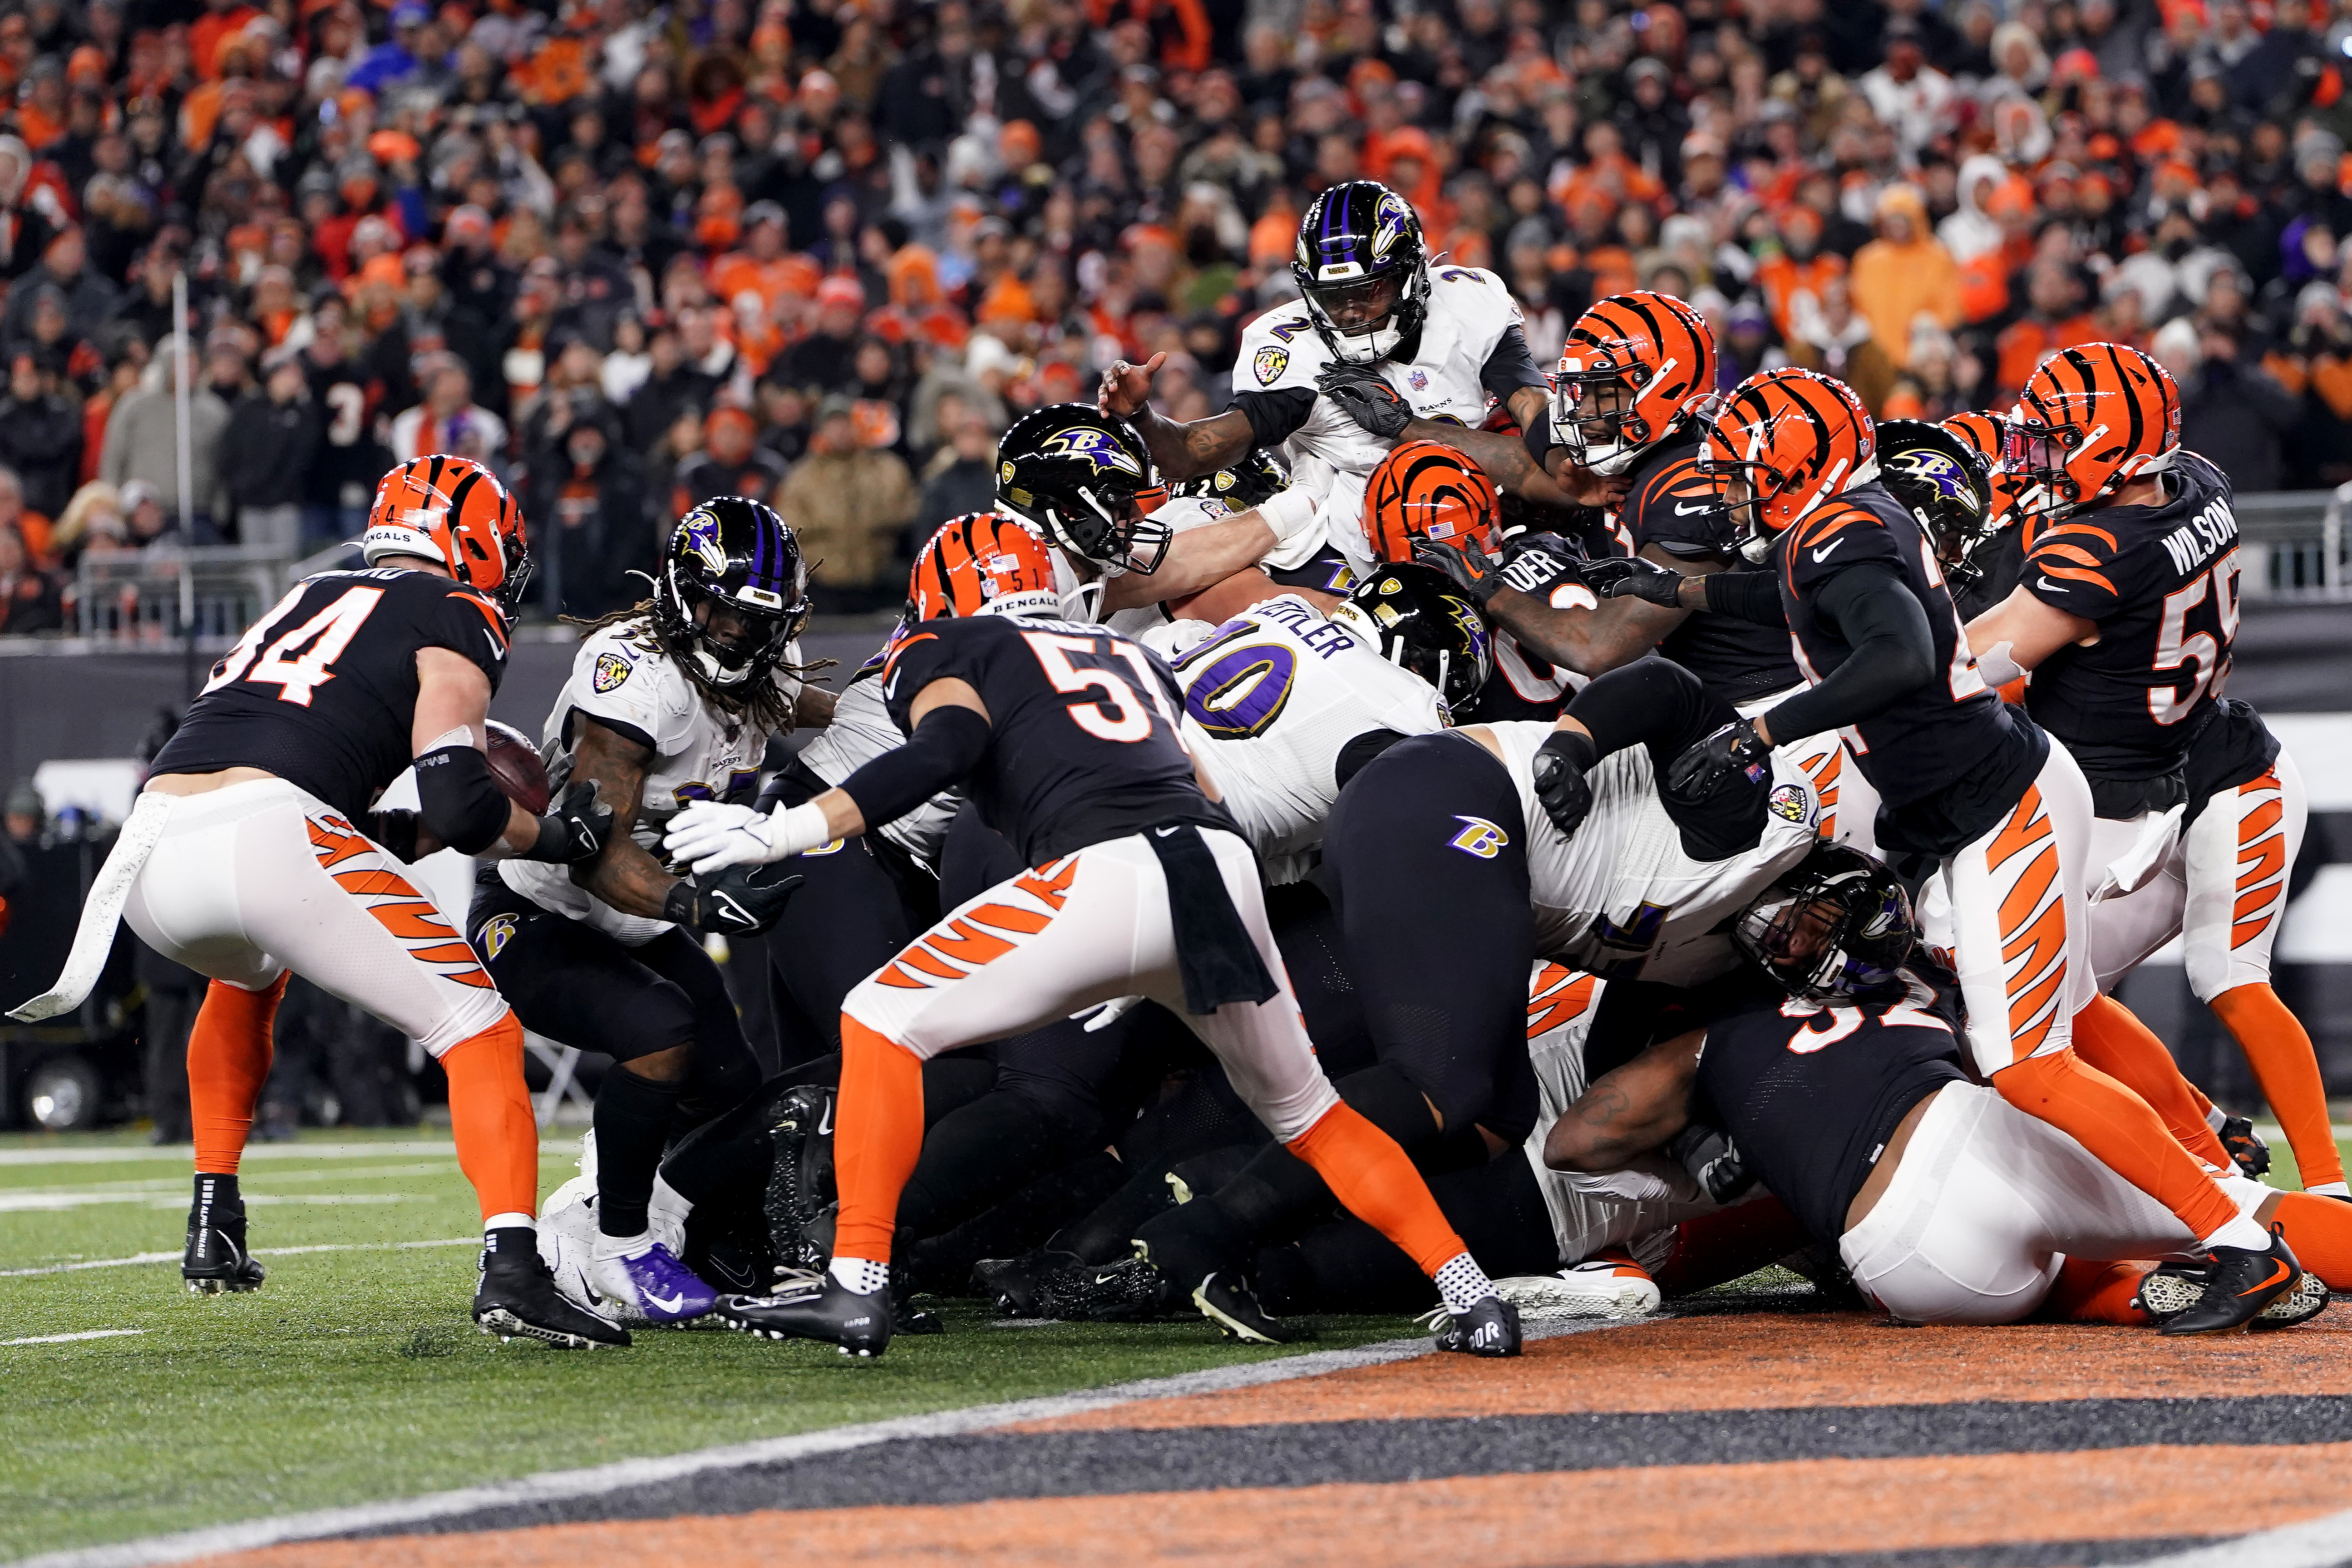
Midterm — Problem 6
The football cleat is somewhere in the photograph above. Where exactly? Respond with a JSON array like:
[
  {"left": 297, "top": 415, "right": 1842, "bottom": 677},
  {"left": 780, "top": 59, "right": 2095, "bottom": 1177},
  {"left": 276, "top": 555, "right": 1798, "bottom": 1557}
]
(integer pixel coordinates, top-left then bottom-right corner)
[
  {"left": 764, "top": 1086, "right": 836, "bottom": 1274},
  {"left": 182, "top": 1192, "right": 265, "bottom": 1295},
  {"left": 1191, "top": 1271, "right": 1308, "bottom": 1345},
  {"left": 587, "top": 1240, "right": 719, "bottom": 1326},
  {"left": 972, "top": 1247, "right": 1083, "bottom": 1318},
  {"left": 2157, "top": 1226, "right": 2305, "bottom": 1336},
  {"left": 2216, "top": 1114, "right": 2271, "bottom": 1179},
  {"left": 1429, "top": 1293, "right": 1523, "bottom": 1357},
  {"left": 474, "top": 1243, "right": 632, "bottom": 1348},
  {"left": 1494, "top": 1250, "right": 1662, "bottom": 1320},
  {"left": 1032, "top": 1253, "right": 1176, "bottom": 1323},
  {"left": 715, "top": 1274, "right": 892, "bottom": 1358},
  {"left": 536, "top": 1174, "right": 621, "bottom": 1321},
  {"left": 2135, "top": 1259, "right": 2329, "bottom": 1330}
]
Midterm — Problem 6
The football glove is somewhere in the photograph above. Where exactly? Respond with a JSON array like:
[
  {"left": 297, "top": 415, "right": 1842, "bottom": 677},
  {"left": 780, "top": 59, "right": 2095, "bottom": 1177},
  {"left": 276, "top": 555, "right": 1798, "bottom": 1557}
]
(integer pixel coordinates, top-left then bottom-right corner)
[
  {"left": 363, "top": 807, "right": 422, "bottom": 862},
  {"left": 1529, "top": 731, "right": 1595, "bottom": 837},
  {"left": 1315, "top": 361, "right": 1414, "bottom": 439},
  {"left": 518, "top": 780, "right": 615, "bottom": 864},
  {"left": 664, "top": 799, "right": 835, "bottom": 873},
  {"left": 1583, "top": 554, "right": 1687, "bottom": 609},
  {"left": 1665, "top": 1123, "right": 1756, "bottom": 1204},
  {"left": 1665, "top": 718, "right": 1772, "bottom": 800},
  {"left": 663, "top": 865, "right": 804, "bottom": 936},
  {"left": 1413, "top": 534, "right": 1505, "bottom": 606}
]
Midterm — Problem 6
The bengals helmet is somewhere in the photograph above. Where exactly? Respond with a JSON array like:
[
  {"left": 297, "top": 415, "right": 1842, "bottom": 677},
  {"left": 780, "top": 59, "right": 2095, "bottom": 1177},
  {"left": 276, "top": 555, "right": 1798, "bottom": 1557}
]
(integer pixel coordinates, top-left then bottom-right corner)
[
  {"left": 363, "top": 454, "right": 530, "bottom": 610},
  {"left": 996, "top": 404, "right": 1172, "bottom": 574},
  {"left": 907, "top": 511, "right": 1060, "bottom": 622},
  {"left": 2007, "top": 343, "right": 2180, "bottom": 521},
  {"left": 1698, "top": 368, "right": 1876, "bottom": 552},
  {"left": 1552, "top": 291, "right": 1718, "bottom": 473},
  {"left": 1336, "top": 562, "right": 1491, "bottom": 719},
  {"left": 1363, "top": 440, "right": 1500, "bottom": 564},
  {"left": 1878, "top": 419, "right": 1995, "bottom": 587}
]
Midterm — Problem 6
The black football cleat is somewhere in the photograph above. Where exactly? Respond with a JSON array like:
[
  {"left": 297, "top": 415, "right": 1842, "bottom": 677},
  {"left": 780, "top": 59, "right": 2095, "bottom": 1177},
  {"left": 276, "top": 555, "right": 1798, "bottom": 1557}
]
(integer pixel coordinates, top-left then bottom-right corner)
[
  {"left": 2158, "top": 1226, "right": 2304, "bottom": 1336},
  {"left": 1033, "top": 1252, "right": 1176, "bottom": 1323},
  {"left": 891, "top": 1265, "right": 944, "bottom": 1336},
  {"left": 763, "top": 1087, "right": 836, "bottom": 1274},
  {"left": 473, "top": 1245, "right": 631, "bottom": 1348},
  {"left": 2217, "top": 1114, "right": 2272, "bottom": 1179},
  {"left": 2135, "top": 1258, "right": 2329, "bottom": 1330},
  {"left": 715, "top": 1274, "right": 893, "bottom": 1358},
  {"left": 1191, "top": 1271, "right": 1308, "bottom": 1345},
  {"left": 182, "top": 1191, "right": 265, "bottom": 1296},
  {"left": 973, "top": 1247, "right": 1084, "bottom": 1318},
  {"left": 1431, "top": 1294, "right": 1523, "bottom": 1357}
]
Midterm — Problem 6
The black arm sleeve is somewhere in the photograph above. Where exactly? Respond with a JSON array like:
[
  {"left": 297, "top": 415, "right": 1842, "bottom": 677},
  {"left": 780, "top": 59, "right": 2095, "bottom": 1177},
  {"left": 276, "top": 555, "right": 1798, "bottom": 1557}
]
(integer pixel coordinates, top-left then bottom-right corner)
[
  {"left": 1479, "top": 325, "right": 1549, "bottom": 404},
  {"left": 1702, "top": 569, "right": 1788, "bottom": 626},
  {"left": 834, "top": 705, "right": 991, "bottom": 828},
  {"left": 414, "top": 743, "right": 513, "bottom": 856},
  {"left": 1561, "top": 657, "right": 1739, "bottom": 761},
  {"left": 1763, "top": 564, "right": 1937, "bottom": 740},
  {"left": 1229, "top": 387, "right": 1317, "bottom": 449}
]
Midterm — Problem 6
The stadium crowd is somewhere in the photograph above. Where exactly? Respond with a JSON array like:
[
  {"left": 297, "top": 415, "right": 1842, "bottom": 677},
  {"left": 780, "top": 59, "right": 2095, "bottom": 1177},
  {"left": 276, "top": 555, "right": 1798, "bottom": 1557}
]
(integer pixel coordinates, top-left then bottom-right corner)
[{"left": 0, "top": 0, "right": 2346, "bottom": 633}]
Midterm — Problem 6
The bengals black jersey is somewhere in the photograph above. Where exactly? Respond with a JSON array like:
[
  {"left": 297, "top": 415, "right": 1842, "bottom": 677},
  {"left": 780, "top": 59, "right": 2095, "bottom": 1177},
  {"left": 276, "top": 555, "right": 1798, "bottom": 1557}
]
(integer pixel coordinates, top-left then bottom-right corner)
[
  {"left": 1781, "top": 481, "right": 2029, "bottom": 815},
  {"left": 881, "top": 613, "right": 1233, "bottom": 867},
  {"left": 151, "top": 567, "right": 512, "bottom": 821},
  {"left": 1459, "top": 629, "right": 1574, "bottom": 724},
  {"left": 1623, "top": 435, "right": 1805, "bottom": 705},
  {"left": 2021, "top": 452, "right": 2240, "bottom": 786},
  {"left": 1695, "top": 977, "right": 1968, "bottom": 1247}
]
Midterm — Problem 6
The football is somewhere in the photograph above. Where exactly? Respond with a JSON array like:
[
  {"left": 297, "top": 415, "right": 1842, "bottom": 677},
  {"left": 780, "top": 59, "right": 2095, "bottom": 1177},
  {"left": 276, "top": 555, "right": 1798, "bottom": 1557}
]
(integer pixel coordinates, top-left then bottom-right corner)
[{"left": 485, "top": 720, "right": 551, "bottom": 814}]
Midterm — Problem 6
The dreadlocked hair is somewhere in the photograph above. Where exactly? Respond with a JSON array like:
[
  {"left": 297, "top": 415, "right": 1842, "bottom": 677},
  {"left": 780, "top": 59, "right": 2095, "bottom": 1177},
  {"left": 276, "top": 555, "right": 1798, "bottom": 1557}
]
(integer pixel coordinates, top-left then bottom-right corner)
[{"left": 564, "top": 594, "right": 829, "bottom": 736}]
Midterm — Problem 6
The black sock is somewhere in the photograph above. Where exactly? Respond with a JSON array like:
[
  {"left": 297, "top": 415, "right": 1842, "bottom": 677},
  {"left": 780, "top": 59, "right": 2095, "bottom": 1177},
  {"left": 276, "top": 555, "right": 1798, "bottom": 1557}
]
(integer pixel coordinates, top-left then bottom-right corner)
[
  {"left": 596, "top": 1065, "right": 685, "bottom": 1237},
  {"left": 192, "top": 1172, "right": 241, "bottom": 1221},
  {"left": 1061, "top": 1143, "right": 1261, "bottom": 1264},
  {"left": 1214, "top": 1144, "right": 1338, "bottom": 1244},
  {"left": 897, "top": 1091, "right": 1091, "bottom": 1240},
  {"left": 481, "top": 1224, "right": 538, "bottom": 1276}
]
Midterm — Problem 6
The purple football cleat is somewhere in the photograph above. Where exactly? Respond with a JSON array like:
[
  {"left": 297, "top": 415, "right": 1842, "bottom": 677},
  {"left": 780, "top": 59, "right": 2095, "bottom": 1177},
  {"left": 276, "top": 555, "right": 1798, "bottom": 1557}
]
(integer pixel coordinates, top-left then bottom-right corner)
[{"left": 587, "top": 1240, "right": 719, "bottom": 1325}]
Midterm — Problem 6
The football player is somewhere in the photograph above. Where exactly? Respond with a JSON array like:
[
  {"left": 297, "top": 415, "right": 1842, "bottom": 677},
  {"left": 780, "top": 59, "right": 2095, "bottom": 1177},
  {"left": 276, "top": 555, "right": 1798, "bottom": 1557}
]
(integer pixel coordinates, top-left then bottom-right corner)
[
  {"left": 1545, "top": 851, "right": 2348, "bottom": 1333},
  {"left": 1586, "top": 366, "right": 2304, "bottom": 1331},
  {"left": 1962, "top": 345, "right": 2339, "bottom": 1196},
  {"left": 24, "top": 456, "right": 623, "bottom": 1347},
  {"left": 1096, "top": 181, "right": 1614, "bottom": 573},
  {"left": 1932, "top": 410, "right": 2028, "bottom": 620},
  {"left": 473, "top": 497, "right": 822, "bottom": 1327},
  {"left": 664, "top": 555, "right": 1523, "bottom": 1359}
]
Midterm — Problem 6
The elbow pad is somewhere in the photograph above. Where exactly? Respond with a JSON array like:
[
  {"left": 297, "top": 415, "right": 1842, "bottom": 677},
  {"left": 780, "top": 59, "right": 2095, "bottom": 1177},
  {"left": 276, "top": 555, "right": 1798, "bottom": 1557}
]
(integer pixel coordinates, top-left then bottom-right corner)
[
  {"left": 838, "top": 705, "right": 991, "bottom": 829},
  {"left": 414, "top": 743, "right": 512, "bottom": 856}
]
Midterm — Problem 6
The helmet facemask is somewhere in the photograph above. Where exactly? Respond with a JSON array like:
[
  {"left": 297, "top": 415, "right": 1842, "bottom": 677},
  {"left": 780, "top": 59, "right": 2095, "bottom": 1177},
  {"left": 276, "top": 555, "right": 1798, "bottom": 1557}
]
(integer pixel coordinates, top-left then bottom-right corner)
[
  {"left": 1731, "top": 863, "right": 1917, "bottom": 1004},
  {"left": 1035, "top": 481, "right": 1173, "bottom": 577},
  {"left": 1551, "top": 355, "right": 1653, "bottom": 474},
  {"left": 1292, "top": 184, "right": 1432, "bottom": 366}
]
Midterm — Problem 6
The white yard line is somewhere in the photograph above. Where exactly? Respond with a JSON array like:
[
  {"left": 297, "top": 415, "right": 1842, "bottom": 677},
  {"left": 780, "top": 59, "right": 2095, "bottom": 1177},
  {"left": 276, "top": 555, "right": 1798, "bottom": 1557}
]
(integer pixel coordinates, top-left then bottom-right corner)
[
  {"left": 2131, "top": 1509, "right": 2352, "bottom": 1567},
  {"left": 0, "top": 1165, "right": 462, "bottom": 1200},
  {"left": 0, "top": 1237, "right": 478, "bottom": 1278},
  {"left": 0, "top": 1192, "right": 423, "bottom": 1213},
  {"left": 0, "top": 1143, "right": 464, "bottom": 1168},
  {"left": 10, "top": 1316, "right": 1627, "bottom": 1568},
  {"left": 0, "top": 1329, "right": 146, "bottom": 1346}
]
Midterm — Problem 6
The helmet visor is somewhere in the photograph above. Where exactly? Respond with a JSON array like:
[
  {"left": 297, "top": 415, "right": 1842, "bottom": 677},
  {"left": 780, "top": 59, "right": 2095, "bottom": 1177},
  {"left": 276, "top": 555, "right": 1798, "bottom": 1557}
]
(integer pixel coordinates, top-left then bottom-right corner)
[{"left": 1307, "top": 271, "right": 1404, "bottom": 335}]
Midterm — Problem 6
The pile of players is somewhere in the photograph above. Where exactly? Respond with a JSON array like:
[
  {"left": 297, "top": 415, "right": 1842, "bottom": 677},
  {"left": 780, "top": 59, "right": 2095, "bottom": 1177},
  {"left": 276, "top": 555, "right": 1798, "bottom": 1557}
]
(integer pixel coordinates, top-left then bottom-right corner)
[{"left": 36, "top": 178, "right": 2348, "bottom": 1359}]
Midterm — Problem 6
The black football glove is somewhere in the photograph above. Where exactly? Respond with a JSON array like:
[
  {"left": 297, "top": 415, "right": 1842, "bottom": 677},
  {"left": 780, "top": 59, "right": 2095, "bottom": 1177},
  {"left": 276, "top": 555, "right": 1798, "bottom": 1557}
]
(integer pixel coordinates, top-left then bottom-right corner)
[
  {"left": 518, "top": 779, "right": 615, "bottom": 864},
  {"left": 662, "top": 864, "right": 805, "bottom": 936},
  {"left": 1529, "top": 730, "right": 1596, "bottom": 837},
  {"left": 362, "top": 807, "right": 421, "bottom": 862},
  {"left": 1665, "top": 1123, "right": 1756, "bottom": 1204},
  {"left": 1413, "top": 533, "right": 1505, "bottom": 606},
  {"left": 1665, "top": 718, "right": 1773, "bottom": 800},
  {"left": 1315, "top": 361, "right": 1414, "bottom": 439},
  {"left": 1583, "top": 554, "right": 1688, "bottom": 608}
]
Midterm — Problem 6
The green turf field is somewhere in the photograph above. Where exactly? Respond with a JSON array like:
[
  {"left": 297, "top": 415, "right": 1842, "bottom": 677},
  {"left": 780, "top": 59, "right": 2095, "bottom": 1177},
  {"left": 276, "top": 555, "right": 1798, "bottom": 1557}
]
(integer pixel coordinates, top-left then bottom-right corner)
[{"left": 0, "top": 1128, "right": 1417, "bottom": 1560}]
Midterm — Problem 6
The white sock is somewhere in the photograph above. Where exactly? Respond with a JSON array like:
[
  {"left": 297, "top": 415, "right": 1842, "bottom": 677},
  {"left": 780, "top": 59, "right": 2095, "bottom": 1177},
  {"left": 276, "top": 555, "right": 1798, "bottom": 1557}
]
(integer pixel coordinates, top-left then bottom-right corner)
[
  {"left": 2205, "top": 1105, "right": 2228, "bottom": 1133},
  {"left": 649, "top": 1176, "right": 694, "bottom": 1252},
  {"left": 483, "top": 1212, "right": 536, "bottom": 1234},
  {"left": 592, "top": 1229, "right": 651, "bottom": 1261},
  {"left": 2199, "top": 1213, "right": 2272, "bottom": 1252},
  {"left": 830, "top": 1256, "right": 890, "bottom": 1296},
  {"left": 2310, "top": 1182, "right": 2351, "bottom": 1198},
  {"left": 1434, "top": 1251, "right": 1496, "bottom": 1314}
]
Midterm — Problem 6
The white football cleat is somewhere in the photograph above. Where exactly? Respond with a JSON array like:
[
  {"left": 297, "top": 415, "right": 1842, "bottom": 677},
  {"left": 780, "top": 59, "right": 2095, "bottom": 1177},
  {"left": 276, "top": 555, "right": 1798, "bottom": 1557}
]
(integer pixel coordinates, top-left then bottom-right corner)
[
  {"left": 537, "top": 1174, "right": 633, "bottom": 1326},
  {"left": 1494, "top": 1250, "right": 1663, "bottom": 1320}
]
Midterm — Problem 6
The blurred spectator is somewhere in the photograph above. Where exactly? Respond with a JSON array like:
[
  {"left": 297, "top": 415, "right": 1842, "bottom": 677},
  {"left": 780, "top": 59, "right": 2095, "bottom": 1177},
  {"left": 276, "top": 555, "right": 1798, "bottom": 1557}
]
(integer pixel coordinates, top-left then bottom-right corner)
[
  {"left": 388, "top": 355, "right": 505, "bottom": 467},
  {"left": 675, "top": 406, "right": 785, "bottom": 516},
  {"left": 5, "top": 779, "right": 41, "bottom": 844},
  {"left": 1849, "top": 185, "right": 1961, "bottom": 371},
  {"left": 122, "top": 478, "right": 184, "bottom": 553},
  {"left": 527, "top": 418, "right": 651, "bottom": 619},
  {"left": 2176, "top": 323, "right": 2301, "bottom": 494},
  {"left": 99, "top": 348, "right": 229, "bottom": 539},
  {"left": 775, "top": 394, "right": 917, "bottom": 614},
  {"left": 0, "top": 350, "right": 80, "bottom": 523},
  {"left": 914, "top": 409, "right": 999, "bottom": 538},
  {"left": 225, "top": 349, "right": 325, "bottom": 555},
  {"left": 776, "top": 276, "right": 871, "bottom": 393},
  {"left": 1786, "top": 276, "right": 1899, "bottom": 416},
  {"left": 0, "top": 518, "right": 61, "bottom": 634}
]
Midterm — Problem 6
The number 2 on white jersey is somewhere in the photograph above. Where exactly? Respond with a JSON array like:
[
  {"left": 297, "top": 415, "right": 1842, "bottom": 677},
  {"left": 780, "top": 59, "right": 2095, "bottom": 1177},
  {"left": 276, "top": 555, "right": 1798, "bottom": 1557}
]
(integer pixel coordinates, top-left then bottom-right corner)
[{"left": 206, "top": 585, "right": 385, "bottom": 706}]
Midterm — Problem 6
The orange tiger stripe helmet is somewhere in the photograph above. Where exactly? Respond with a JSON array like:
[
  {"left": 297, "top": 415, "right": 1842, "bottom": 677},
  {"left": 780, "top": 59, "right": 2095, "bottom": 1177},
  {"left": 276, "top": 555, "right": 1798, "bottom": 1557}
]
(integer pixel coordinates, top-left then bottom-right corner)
[
  {"left": 2007, "top": 342, "right": 2180, "bottom": 520},
  {"left": 363, "top": 454, "right": 530, "bottom": 609},
  {"left": 907, "top": 511, "right": 1060, "bottom": 621},
  {"left": 1362, "top": 440, "right": 1500, "bottom": 564},
  {"left": 1551, "top": 290, "right": 1718, "bottom": 473},
  {"left": 1699, "top": 367, "right": 1876, "bottom": 549}
]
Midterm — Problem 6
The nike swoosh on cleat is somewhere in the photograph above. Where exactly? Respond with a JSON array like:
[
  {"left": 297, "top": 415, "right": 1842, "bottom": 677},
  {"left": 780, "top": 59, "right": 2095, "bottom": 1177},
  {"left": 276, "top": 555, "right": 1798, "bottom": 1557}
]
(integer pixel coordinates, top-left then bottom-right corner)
[
  {"left": 817, "top": 1100, "right": 833, "bottom": 1137},
  {"left": 2238, "top": 1259, "right": 2293, "bottom": 1297},
  {"left": 1093, "top": 1272, "right": 1124, "bottom": 1285},
  {"left": 642, "top": 1288, "right": 688, "bottom": 1312}
]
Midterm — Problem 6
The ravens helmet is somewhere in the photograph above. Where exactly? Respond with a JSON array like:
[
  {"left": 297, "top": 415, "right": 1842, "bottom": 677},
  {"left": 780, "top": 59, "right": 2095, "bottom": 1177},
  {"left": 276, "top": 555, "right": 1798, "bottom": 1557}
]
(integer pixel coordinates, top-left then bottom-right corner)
[
  {"left": 996, "top": 404, "right": 1173, "bottom": 574},
  {"left": 1732, "top": 841, "right": 1917, "bottom": 1003},
  {"left": 1877, "top": 419, "right": 1996, "bottom": 588},
  {"left": 1171, "top": 449, "right": 1287, "bottom": 513},
  {"left": 1336, "top": 562, "right": 1491, "bottom": 720},
  {"left": 1293, "top": 180, "right": 1433, "bottom": 365},
  {"left": 651, "top": 495, "right": 812, "bottom": 689}
]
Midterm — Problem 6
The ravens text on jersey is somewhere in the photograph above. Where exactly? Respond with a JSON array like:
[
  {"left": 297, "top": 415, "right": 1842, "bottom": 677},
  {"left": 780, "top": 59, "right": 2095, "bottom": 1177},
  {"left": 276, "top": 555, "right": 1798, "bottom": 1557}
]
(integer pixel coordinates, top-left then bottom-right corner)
[{"left": 149, "top": 567, "right": 511, "bottom": 822}]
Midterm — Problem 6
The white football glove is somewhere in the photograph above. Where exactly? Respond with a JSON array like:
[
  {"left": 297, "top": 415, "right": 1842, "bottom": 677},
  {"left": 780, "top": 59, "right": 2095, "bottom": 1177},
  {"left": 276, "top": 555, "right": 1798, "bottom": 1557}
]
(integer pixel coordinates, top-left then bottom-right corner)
[{"left": 666, "top": 799, "right": 839, "bottom": 874}]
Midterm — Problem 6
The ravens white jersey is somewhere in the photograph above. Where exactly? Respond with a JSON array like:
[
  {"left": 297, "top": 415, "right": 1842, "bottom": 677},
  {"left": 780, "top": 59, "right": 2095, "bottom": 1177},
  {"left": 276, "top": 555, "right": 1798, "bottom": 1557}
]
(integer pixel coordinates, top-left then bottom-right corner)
[
  {"left": 502, "top": 618, "right": 803, "bottom": 942},
  {"left": 1233, "top": 266, "right": 1525, "bottom": 573},
  {"left": 1481, "top": 721, "right": 1822, "bottom": 985},
  {"left": 1519, "top": 963, "right": 1722, "bottom": 1270},
  {"left": 796, "top": 643, "right": 959, "bottom": 871},
  {"left": 1156, "top": 594, "right": 1447, "bottom": 883}
]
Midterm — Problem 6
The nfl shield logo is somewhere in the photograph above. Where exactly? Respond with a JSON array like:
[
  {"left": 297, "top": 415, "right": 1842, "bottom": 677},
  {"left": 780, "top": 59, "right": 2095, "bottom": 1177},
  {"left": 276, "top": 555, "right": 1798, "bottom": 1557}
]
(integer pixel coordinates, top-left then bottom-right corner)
[
  {"left": 1253, "top": 346, "right": 1290, "bottom": 386},
  {"left": 1408, "top": 369, "right": 1429, "bottom": 390}
]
